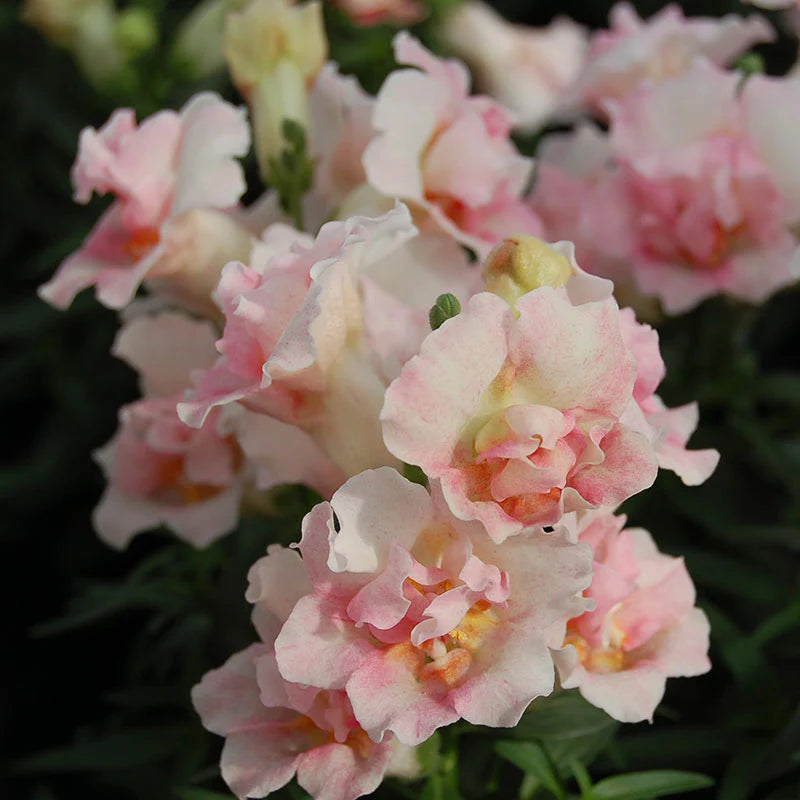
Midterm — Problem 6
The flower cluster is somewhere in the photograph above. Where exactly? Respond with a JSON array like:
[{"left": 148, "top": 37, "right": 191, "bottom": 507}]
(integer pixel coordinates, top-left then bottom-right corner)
[
  {"left": 530, "top": 5, "right": 800, "bottom": 313},
  {"left": 44, "top": 1, "right": 800, "bottom": 797}
]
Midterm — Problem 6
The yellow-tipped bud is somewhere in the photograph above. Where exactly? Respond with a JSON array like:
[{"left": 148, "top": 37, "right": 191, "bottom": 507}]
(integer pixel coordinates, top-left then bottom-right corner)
[
  {"left": 483, "top": 235, "right": 573, "bottom": 307},
  {"left": 224, "top": 0, "right": 327, "bottom": 93},
  {"left": 224, "top": 0, "right": 327, "bottom": 176}
]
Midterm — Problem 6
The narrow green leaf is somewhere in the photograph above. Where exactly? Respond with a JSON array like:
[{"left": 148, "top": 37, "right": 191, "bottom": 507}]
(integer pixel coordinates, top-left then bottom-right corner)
[
  {"left": 682, "top": 548, "right": 785, "bottom": 605},
  {"left": 495, "top": 741, "right": 565, "bottom": 799},
  {"left": 592, "top": 770, "right": 713, "bottom": 800},
  {"left": 609, "top": 726, "right": 734, "bottom": 769},
  {"left": 570, "top": 760, "right": 594, "bottom": 798},
  {"left": 702, "top": 602, "right": 771, "bottom": 685},
  {"left": 421, "top": 770, "right": 461, "bottom": 800},
  {"left": 14, "top": 725, "right": 192, "bottom": 772},
  {"left": 508, "top": 692, "right": 617, "bottom": 742},
  {"left": 750, "top": 600, "right": 800, "bottom": 647}
]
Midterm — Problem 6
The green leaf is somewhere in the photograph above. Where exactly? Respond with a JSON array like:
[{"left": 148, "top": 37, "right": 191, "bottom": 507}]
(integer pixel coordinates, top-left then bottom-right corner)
[
  {"left": 702, "top": 602, "right": 772, "bottom": 685},
  {"left": 421, "top": 738, "right": 461, "bottom": 800},
  {"left": 495, "top": 741, "right": 565, "bottom": 799},
  {"left": 609, "top": 726, "right": 735, "bottom": 770},
  {"left": 570, "top": 760, "right": 594, "bottom": 797},
  {"left": 420, "top": 770, "right": 461, "bottom": 800},
  {"left": 14, "top": 725, "right": 193, "bottom": 772},
  {"left": 592, "top": 770, "right": 713, "bottom": 800},
  {"left": 754, "top": 373, "right": 800, "bottom": 406},
  {"left": 506, "top": 692, "right": 617, "bottom": 742},
  {"left": 415, "top": 730, "right": 442, "bottom": 777},
  {"left": 493, "top": 692, "right": 618, "bottom": 773},
  {"left": 682, "top": 548, "right": 786, "bottom": 606},
  {"left": 750, "top": 600, "right": 800, "bottom": 647}
]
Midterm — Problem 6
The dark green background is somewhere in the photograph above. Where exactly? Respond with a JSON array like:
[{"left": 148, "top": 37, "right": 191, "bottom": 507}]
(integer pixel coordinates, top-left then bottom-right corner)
[{"left": 2, "top": 1, "right": 799, "bottom": 798}]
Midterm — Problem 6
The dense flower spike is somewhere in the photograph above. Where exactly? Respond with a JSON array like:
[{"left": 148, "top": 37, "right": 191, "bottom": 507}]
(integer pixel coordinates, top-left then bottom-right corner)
[
  {"left": 555, "top": 511, "right": 711, "bottom": 723},
  {"left": 93, "top": 312, "right": 246, "bottom": 548},
  {"left": 571, "top": 2, "right": 772, "bottom": 113},
  {"left": 39, "top": 93, "right": 252, "bottom": 310},
  {"left": 382, "top": 285, "right": 660, "bottom": 541},
  {"left": 363, "top": 33, "right": 541, "bottom": 255},
  {"left": 273, "top": 468, "right": 593, "bottom": 744},
  {"left": 39, "top": 4, "right": 741, "bottom": 794}
]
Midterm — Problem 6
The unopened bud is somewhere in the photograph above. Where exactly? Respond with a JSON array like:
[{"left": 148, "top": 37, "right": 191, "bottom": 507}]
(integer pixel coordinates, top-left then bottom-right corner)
[
  {"left": 483, "top": 235, "right": 573, "bottom": 307},
  {"left": 173, "top": 0, "right": 227, "bottom": 78},
  {"left": 115, "top": 7, "right": 158, "bottom": 57},
  {"left": 23, "top": 0, "right": 130, "bottom": 89},
  {"left": 224, "top": 0, "right": 327, "bottom": 92},
  {"left": 22, "top": 0, "right": 98, "bottom": 44},
  {"left": 735, "top": 52, "right": 764, "bottom": 78},
  {"left": 224, "top": 0, "right": 327, "bottom": 177},
  {"left": 429, "top": 293, "right": 461, "bottom": 331}
]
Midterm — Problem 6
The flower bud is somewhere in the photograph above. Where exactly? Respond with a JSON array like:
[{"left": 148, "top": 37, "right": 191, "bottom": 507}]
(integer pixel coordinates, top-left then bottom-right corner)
[
  {"left": 429, "top": 293, "right": 462, "bottom": 330},
  {"left": 735, "top": 52, "right": 765, "bottom": 78},
  {"left": 224, "top": 0, "right": 327, "bottom": 176},
  {"left": 23, "top": 0, "right": 129, "bottom": 88},
  {"left": 483, "top": 235, "right": 573, "bottom": 307},
  {"left": 23, "top": 0, "right": 98, "bottom": 44},
  {"left": 115, "top": 7, "right": 158, "bottom": 58},
  {"left": 173, "top": 0, "right": 227, "bottom": 78}
]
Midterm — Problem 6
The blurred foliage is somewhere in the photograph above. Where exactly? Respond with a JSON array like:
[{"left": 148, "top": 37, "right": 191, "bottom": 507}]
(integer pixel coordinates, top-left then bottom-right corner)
[{"left": 2, "top": 1, "right": 800, "bottom": 799}]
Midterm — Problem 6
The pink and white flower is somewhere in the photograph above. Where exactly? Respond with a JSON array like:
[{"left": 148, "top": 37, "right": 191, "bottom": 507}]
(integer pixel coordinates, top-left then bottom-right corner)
[
  {"left": 381, "top": 289, "right": 659, "bottom": 541},
  {"left": 533, "top": 60, "right": 800, "bottom": 313},
  {"left": 571, "top": 2, "right": 772, "bottom": 113},
  {"left": 363, "top": 33, "right": 541, "bottom": 256},
  {"left": 618, "top": 308, "right": 719, "bottom": 485},
  {"left": 179, "top": 203, "right": 473, "bottom": 477},
  {"left": 39, "top": 92, "right": 251, "bottom": 310},
  {"left": 529, "top": 123, "right": 641, "bottom": 307},
  {"left": 556, "top": 511, "right": 711, "bottom": 723},
  {"left": 192, "top": 543, "right": 401, "bottom": 800},
  {"left": 273, "top": 468, "right": 593, "bottom": 744},
  {"left": 610, "top": 60, "right": 800, "bottom": 312},
  {"left": 236, "top": 410, "right": 346, "bottom": 500},
  {"left": 307, "top": 65, "right": 375, "bottom": 222},
  {"left": 93, "top": 312, "right": 246, "bottom": 548},
  {"left": 441, "top": 1, "right": 588, "bottom": 131},
  {"left": 478, "top": 236, "right": 717, "bottom": 487}
]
